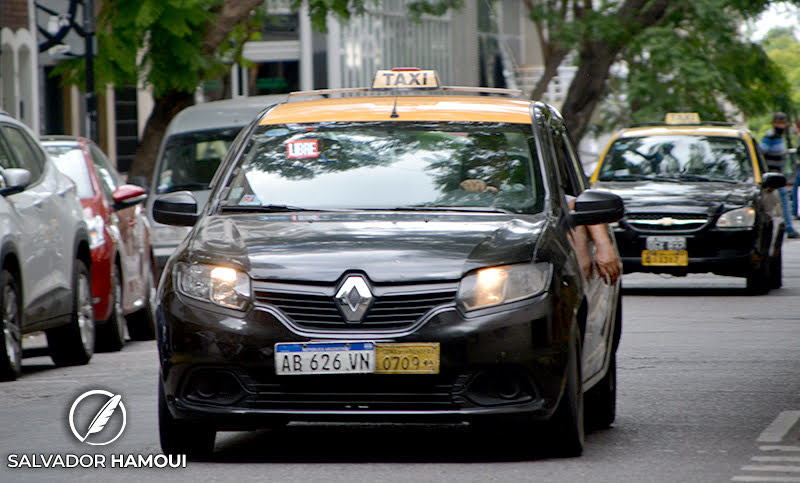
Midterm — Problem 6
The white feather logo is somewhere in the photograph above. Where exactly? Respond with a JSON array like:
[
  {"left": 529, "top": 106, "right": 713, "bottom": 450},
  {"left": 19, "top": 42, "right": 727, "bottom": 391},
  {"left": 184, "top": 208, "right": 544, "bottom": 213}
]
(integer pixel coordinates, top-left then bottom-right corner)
[{"left": 81, "top": 394, "right": 122, "bottom": 442}]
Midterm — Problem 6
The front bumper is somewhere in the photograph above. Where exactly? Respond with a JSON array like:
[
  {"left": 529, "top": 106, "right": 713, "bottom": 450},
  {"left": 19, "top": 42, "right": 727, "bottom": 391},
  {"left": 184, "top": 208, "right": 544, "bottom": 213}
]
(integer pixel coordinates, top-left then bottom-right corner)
[
  {"left": 157, "top": 290, "right": 569, "bottom": 429},
  {"left": 614, "top": 226, "right": 759, "bottom": 276}
]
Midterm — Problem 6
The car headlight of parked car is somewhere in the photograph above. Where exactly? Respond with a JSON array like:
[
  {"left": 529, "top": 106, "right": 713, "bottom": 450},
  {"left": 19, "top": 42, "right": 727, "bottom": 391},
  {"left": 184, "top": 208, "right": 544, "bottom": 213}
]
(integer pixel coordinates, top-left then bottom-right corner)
[
  {"left": 174, "top": 262, "right": 251, "bottom": 310},
  {"left": 715, "top": 207, "right": 756, "bottom": 229},
  {"left": 457, "top": 262, "right": 551, "bottom": 312}
]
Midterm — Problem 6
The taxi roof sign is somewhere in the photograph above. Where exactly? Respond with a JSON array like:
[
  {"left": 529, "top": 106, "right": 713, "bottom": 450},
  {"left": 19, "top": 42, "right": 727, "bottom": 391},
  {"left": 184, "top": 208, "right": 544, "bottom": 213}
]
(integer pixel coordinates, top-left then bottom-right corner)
[
  {"left": 664, "top": 112, "right": 701, "bottom": 125},
  {"left": 372, "top": 69, "right": 440, "bottom": 90}
]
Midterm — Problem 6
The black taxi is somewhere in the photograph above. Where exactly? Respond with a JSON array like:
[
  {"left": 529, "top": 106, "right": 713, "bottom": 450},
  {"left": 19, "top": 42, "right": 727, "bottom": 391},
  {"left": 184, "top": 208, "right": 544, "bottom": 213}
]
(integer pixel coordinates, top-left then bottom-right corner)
[
  {"left": 590, "top": 113, "right": 786, "bottom": 294},
  {"left": 153, "top": 69, "right": 624, "bottom": 458}
]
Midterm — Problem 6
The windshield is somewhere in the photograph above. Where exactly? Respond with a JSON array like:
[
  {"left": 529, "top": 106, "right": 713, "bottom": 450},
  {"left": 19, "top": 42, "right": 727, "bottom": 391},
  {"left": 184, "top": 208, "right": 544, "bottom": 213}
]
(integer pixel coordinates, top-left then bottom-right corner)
[
  {"left": 45, "top": 145, "right": 95, "bottom": 199},
  {"left": 220, "top": 122, "right": 543, "bottom": 213},
  {"left": 156, "top": 128, "right": 240, "bottom": 194},
  {"left": 598, "top": 135, "right": 755, "bottom": 183}
]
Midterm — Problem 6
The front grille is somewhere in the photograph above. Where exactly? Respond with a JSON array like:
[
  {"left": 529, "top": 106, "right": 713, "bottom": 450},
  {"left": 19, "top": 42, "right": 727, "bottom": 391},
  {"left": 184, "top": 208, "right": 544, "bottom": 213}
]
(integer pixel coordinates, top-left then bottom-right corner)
[
  {"left": 625, "top": 213, "right": 709, "bottom": 232},
  {"left": 253, "top": 282, "right": 457, "bottom": 331},
  {"left": 237, "top": 373, "right": 457, "bottom": 411}
]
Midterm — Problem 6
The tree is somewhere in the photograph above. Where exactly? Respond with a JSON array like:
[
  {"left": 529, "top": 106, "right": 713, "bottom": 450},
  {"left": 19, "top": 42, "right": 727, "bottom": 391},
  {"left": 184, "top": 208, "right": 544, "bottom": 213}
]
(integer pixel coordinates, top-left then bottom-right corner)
[{"left": 597, "top": 3, "right": 791, "bottom": 131}]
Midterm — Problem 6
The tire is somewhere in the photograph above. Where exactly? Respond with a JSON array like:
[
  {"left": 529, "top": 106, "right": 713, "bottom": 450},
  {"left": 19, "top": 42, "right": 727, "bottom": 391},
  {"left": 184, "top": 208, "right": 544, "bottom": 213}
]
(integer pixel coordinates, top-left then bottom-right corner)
[
  {"left": 127, "top": 268, "right": 156, "bottom": 341},
  {"left": 0, "top": 270, "right": 22, "bottom": 381},
  {"left": 159, "top": 382, "right": 215, "bottom": 459},
  {"left": 47, "top": 259, "right": 94, "bottom": 366},
  {"left": 548, "top": 325, "right": 584, "bottom": 457},
  {"left": 745, "top": 260, "right": 770, "bottom": 295},
  {"left": 585, "top": 354, "right": 616, "bottom": 431},
  {"left": 95, "top": 266, "right": 126, "bottom": 352},
  {"left": 770, "top": 250, "right": 783, "bottom": 289}
]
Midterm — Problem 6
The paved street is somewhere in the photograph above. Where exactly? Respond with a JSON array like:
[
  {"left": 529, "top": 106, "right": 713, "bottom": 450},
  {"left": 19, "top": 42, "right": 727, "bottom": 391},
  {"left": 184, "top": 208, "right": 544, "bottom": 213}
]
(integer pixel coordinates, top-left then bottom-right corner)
[{"left": 3, "top": 241, "right": 800, "bottom": 482}]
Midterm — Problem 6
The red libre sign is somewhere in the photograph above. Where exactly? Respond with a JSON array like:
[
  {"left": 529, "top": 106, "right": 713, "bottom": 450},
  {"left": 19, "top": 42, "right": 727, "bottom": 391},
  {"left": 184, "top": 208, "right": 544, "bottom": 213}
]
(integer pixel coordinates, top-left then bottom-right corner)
[{"left": 287, "top": 140, "right": 319, "bottom": 159}]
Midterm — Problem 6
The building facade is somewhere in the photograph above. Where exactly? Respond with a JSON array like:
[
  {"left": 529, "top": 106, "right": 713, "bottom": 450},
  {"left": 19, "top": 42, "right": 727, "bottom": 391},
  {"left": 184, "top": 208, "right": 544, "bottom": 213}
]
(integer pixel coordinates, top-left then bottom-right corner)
[{"left": 1, "top": 0, "right": 41, "bottom": 135}]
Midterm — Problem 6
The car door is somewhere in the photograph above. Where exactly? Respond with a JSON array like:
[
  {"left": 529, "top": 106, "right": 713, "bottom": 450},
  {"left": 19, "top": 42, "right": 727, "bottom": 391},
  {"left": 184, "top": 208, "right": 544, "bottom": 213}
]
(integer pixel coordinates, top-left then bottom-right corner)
[
  {"left": 549, "top": 118, "right": 619, "bottom": 384},
  {"left": 0, "top": 124, "right": 67, "bottom": 324},
  {"left": 89, "top": 143, "right": 146, "bottom": 309}
]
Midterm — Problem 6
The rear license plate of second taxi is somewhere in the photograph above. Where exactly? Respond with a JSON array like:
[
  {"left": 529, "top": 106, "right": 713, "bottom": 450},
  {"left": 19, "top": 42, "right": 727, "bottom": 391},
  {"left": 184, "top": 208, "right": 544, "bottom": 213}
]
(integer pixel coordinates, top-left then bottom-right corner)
[{"left": 275, "top": 342, "right": 375, "bottom": 375}]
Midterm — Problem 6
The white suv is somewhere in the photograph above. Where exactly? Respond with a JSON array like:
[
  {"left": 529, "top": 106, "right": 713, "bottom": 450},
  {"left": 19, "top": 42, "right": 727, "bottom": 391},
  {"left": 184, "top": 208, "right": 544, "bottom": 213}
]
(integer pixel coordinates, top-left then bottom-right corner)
[{"left": 0, "top": 111, "right": 93, "bottom": 381}]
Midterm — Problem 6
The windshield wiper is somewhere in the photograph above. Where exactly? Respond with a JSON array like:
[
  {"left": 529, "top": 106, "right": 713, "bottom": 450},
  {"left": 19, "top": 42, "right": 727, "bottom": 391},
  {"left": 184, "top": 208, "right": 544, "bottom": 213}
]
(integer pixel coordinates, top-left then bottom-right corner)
[
  {"left": 597, "top": 174, "right": 652, "bottom": 181},
  {"left": 668, "top": 174, "right": 739, "bottom": 184},
  {"left": 389, "top": 205, "right": 514, "bottom": 214},
  {"left": 220, "top": 204, "right": 327, "bottom": 213},
  {"left": 159, "top": 183, "right": 210, "bottom": 193}
]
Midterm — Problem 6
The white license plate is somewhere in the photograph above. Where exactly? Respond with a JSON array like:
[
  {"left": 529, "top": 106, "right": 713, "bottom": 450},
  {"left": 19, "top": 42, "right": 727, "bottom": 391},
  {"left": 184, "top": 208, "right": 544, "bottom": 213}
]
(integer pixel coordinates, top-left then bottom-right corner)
[
  {"left": 646, "top": 236, "right": 686, "bottom": 251},
  {"left": 275, "top": 342, "right": 375, "bottom": 375}
]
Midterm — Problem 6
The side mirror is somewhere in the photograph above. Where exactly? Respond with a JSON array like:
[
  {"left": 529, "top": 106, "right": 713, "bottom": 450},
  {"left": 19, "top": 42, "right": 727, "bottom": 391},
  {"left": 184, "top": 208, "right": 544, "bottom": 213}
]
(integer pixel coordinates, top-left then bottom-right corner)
[
  {"left": 762, "top": 172, "right": 786, "bottom": 190},
  {"left": 571, "top": 189, "right": 624, "bottom": 225},
  {"left": 112, "top": 184, "right": 147, "bottom": 210},
  {"left": 152, "top": 191, "right": 199, "bottom": 227},
  {"left": 0, "top": 168, "right": 31, "bottom": 196}
]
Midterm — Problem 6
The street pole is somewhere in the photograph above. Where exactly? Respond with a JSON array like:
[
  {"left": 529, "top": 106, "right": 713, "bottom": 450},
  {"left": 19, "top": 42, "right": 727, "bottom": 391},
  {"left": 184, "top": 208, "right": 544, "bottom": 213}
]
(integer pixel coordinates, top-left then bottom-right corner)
[{"left": 83, "top": 0, "right": 97, "bottom": 142}]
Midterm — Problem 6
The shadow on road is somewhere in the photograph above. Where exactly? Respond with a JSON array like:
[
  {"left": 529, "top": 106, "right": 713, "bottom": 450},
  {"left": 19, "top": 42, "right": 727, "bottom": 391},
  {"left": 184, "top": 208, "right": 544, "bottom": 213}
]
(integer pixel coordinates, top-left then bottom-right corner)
[
  {"left": 622, "top": 286, "right": 748, "bottom": 297},
  {"left": 207, "top": 423, "right": 604, "bottom": 463}
]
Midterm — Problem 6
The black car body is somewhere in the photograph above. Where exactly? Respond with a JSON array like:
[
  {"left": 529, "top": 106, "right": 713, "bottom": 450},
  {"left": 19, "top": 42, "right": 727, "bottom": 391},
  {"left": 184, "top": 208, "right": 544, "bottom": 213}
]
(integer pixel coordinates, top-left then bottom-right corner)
[
  {"left": 591, "top": 122, "right": 785, "bottom": 294},
  {"left": 153, "top": 73, "right": 624, "bottom": 458}
]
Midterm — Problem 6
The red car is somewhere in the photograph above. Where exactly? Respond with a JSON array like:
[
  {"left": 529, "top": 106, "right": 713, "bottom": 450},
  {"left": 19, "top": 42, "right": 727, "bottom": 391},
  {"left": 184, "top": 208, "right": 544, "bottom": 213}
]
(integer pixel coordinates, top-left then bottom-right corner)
[{"left": 42, "top": 137, "right": 157, "bottom": 351}]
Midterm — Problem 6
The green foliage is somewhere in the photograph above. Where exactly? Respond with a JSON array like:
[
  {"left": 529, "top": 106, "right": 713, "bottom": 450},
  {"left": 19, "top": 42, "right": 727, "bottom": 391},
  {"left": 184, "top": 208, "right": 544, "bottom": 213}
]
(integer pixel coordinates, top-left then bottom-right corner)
[{"left": 596, "top": 0, "right": 793, "bottom": 132}]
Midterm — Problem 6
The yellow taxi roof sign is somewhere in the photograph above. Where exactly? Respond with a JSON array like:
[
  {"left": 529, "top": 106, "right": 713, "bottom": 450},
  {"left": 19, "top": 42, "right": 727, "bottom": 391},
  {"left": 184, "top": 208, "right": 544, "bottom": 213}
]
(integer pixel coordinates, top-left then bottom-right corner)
[
  {"left": 372, "top": 68, "right": 440, "bottom": 89},
  {"left": 664, "top": 112, "right": 701, "bottom": 125}
]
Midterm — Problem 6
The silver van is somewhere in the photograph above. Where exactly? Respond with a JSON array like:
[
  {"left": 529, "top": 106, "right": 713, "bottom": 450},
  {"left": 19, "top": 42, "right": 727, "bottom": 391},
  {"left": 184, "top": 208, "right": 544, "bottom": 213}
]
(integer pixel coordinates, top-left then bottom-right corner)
[{"left": 146, "top": 96, "right": 285, "bottom": 273}]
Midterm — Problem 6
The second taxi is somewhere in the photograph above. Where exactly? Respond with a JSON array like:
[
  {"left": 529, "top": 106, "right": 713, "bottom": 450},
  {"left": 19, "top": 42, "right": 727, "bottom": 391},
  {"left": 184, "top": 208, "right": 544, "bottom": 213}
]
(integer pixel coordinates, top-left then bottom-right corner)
[{"left": 591, "top": 113, "right": 785, "bottom": 294}]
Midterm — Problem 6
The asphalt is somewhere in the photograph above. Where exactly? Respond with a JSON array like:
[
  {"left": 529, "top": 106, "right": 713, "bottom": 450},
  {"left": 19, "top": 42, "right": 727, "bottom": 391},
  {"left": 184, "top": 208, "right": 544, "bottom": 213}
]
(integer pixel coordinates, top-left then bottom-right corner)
[{"left": 3, "top": 240, "right": 800, "bottom": 482}]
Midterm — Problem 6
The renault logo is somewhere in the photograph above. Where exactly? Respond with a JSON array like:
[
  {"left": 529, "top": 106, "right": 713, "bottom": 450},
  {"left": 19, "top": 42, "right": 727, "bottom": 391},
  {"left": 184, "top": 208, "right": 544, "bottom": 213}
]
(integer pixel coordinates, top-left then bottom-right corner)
[{"left": 335, "top": 275, "right": 373, "bottom": 323}]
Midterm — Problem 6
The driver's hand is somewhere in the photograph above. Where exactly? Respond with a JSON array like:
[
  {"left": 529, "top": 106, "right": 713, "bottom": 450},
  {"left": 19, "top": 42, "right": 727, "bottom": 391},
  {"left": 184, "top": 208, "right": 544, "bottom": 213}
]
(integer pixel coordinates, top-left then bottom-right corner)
[{"left": 595, "top": 242, "right": 621, "bottom": 285}]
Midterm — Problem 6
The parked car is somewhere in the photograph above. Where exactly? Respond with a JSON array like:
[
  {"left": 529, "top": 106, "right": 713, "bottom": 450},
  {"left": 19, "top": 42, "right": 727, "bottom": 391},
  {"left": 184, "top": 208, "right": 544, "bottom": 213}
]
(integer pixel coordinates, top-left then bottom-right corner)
[
  {"left": 0, "top": 112, "right": 93, "bottom": 381},
  {"left": 145, "top": 95, "right": 286, "bottom": 275},
  {"left": 153, "top": 69, "right": 623, "bottom": 458},
  {"left": 42, "top": 137, "right": 157, "bottom": 350},
  {"left": 590, "top": 113, "right": 785, "bottom": 294}
]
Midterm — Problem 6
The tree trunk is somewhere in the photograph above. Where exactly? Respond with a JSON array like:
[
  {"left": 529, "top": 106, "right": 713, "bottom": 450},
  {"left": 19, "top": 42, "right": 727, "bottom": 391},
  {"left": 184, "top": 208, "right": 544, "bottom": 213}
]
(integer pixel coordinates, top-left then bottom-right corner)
[
  {"left": 128, "top": 0, "right": 264, "bottom": 181},
  {"left": 530, "top": 47, "right": 569, "bottom": 100},
  {"left": 560, "top": 0, "right": 673, "bottom": 143},
  {"left": 127, "top": 91, "right": 194, "bottom": 180}
]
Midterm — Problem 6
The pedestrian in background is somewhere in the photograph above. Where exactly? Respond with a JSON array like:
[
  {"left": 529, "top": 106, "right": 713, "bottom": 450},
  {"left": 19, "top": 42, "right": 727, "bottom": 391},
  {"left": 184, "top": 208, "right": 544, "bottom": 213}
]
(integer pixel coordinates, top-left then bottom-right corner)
[{"left": 759, "top": 112, "right": 799, "bottom": 238}]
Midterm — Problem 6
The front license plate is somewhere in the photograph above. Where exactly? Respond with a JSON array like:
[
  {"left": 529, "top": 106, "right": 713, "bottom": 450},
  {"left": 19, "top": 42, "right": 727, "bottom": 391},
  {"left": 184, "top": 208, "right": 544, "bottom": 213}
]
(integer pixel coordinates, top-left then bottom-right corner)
[
  {"left": 646, "top": 236, "right": 686, "bottom": 251},
  {"left": 275, "top": 342, "right": 375, "bottom": 375},
  {"left": 641, "top": 250, "right": 689, "bottom": 266},
  {"left": 375, "top": 343, "right": 440, "bottom": 374}
]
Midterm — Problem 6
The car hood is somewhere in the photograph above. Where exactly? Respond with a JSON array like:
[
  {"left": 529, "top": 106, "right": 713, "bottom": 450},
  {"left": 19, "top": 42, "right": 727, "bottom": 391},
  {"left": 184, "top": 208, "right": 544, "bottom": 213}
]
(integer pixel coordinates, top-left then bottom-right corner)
[
  {"left": 594, "top": 180, "right": 757, "bottom": 215},
  {"left": 185, "top": 212, "right": 548, "bottom": 283}
]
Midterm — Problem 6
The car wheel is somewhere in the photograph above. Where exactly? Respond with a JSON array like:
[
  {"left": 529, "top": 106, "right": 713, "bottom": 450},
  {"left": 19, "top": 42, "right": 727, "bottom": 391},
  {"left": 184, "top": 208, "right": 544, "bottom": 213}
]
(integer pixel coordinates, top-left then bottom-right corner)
[
  {"left": 548, "top": 324, "right": 584, "bottom": 457},
  {"left": 0, "top": 270, "right": 22, "bottom": 381},
  {"left": 96, "top": 266, "right": 125, "bottom": 352},
  {"left": 770, "top": 250, "right": 783, "bottom": 289},
  {"left": 745, "top": 259, "right": 770, "bottom": 295},
  {"left": 159, "top": 381, "right": 215, "bottom": 459},
  {"left": 585, "top": 354, "right": 616, "bottom": 431},
  {"left": 127, "top": 269, "right": 156, "bottom": 341},
  {"left": 47, "top": 260, "right": 94, "bottom": 366}
]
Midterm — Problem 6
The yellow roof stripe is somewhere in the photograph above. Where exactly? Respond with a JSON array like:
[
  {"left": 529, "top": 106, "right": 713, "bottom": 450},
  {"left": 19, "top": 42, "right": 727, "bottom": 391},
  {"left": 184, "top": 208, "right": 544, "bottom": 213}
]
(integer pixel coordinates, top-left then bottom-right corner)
[{"left": 259, "top": 96, "right": 534, "bottom": 125}]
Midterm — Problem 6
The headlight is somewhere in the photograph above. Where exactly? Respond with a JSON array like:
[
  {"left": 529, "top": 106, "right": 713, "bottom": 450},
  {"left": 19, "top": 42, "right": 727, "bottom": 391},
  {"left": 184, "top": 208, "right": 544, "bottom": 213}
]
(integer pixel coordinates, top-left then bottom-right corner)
[
  {"left": 84, "top": 209, "right": 105, "bottom": 249},
  {"left": 457, "top": 263, "right": 551, "bottom": 312},
  {"left": 174, "top": 262, "right": 251, "bottom": 310},
  {"left": 716, "top": 207, "right": 755, "bottom": 229}
]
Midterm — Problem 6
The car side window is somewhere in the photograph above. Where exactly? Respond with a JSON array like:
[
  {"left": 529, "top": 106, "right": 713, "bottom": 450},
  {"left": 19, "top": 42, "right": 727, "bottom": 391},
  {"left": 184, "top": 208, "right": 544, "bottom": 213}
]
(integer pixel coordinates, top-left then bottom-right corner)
[
  {"left": 550, "top": 123, "right": 583, "bottom": 197},
  {"left": 0, "top": 125, "right": 44, "bottom": 180},
  {"left": 89, "top": 143, "right": 121, "bottom": 199},
  {"left": 0, "top": 135, "right": 18, "bottom": 170}
]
